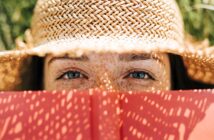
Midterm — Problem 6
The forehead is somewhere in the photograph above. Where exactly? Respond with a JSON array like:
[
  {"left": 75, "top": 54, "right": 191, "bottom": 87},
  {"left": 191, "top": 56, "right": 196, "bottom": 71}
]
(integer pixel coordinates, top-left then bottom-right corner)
[{"left": 46, "top": 52, "right": 168, "bottom": 64}]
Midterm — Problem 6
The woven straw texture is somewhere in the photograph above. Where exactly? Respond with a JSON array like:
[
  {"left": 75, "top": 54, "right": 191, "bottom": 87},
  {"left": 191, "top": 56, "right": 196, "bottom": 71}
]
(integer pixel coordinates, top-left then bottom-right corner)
[{"left": 31, "top": 0, "right": 184, "bottom": 46}]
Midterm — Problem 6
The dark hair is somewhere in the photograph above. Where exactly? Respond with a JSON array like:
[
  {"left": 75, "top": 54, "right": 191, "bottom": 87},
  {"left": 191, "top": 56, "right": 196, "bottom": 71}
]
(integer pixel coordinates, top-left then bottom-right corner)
[
  {"left": 169, "top": 54, "right": 214, "bottom": 89},
  {"left": 28, "top": 54, "right": 214, "bottom": 90},
  {"left": 24, "top": 56, "right": 44, "bottom": 90}
]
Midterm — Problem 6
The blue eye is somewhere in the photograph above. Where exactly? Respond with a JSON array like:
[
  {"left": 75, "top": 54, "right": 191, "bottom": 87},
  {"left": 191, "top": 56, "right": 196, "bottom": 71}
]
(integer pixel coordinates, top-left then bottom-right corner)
[
  {"left": 57, "top": 71, "right": 86, "bottom": 80},
  {"left": 126, "top": 71, "right": 155, "bottom": 80}
]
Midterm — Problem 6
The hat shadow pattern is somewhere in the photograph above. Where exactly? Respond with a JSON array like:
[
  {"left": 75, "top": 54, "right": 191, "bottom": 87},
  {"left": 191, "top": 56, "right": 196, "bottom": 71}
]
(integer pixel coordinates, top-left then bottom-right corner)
[{"left": 0, "top": 89, "right": 214, "bottom": 140}]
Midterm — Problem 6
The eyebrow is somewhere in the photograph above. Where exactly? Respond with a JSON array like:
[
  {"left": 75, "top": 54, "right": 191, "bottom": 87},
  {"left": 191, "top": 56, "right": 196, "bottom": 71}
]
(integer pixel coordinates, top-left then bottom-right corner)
[
  {"left": 48, "top": 53, "right": 163, "bottom": 65},
  {"left": 119, "top": 53, "right": 162, "bottom": 62},
  {"left": 48, "top": 55, "right": 89, "bottom": 65}
]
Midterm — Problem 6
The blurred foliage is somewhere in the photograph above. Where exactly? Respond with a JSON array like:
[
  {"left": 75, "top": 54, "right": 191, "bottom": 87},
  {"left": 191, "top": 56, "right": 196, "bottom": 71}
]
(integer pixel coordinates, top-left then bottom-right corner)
[
  {"left": 0, "top": 0, "right": 213, "bottom": 50},
  {"left": 0, "top": 0, "right": 36, "bottom": 50},
  {"left": 176, "top": 0, "right": 214, "bottom": 45}
]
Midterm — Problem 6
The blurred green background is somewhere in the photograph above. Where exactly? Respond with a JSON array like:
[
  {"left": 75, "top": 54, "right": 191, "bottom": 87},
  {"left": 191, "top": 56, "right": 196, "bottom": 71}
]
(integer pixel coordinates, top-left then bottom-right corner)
[{"left": 0, "top": 0, "right": 214, "bottom": 50}]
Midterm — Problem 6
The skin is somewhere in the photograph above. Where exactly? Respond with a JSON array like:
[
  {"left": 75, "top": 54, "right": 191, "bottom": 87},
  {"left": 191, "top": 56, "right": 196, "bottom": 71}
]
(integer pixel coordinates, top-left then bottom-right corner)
[{"left": 44, "top": 52, "right": 171, "bottom": 91}]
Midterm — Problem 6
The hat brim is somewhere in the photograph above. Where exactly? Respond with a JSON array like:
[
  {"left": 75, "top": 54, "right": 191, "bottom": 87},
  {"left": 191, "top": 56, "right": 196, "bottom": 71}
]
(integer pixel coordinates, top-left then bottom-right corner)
[{"left": 0, "top": 36, "right": 214, "bottom": 90}]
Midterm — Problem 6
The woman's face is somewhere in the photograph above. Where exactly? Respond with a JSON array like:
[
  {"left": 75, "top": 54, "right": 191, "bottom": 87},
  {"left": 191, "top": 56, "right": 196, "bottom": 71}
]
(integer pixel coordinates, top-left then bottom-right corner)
[{"left": 44, "top": 53, "right": 171, "bottom": 91}]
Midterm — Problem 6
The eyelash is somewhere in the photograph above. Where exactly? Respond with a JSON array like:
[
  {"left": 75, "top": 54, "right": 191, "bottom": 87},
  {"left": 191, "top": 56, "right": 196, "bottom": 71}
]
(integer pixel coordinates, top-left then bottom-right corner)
[
  {"left": 124, "top": 71, "right": 156, "bottom": 80},
  {"left": 56, "top": 71, "right": 88, "bottom": 80},
  {"left": 57, "top": 70, "right": 155, "bottom": 81}
]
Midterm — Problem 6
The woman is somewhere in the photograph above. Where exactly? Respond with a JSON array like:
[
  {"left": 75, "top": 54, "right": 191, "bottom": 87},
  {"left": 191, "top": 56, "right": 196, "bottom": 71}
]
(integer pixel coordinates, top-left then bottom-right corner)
[{"left": 0, "top": 0, "right": 213, "bottom": 91}]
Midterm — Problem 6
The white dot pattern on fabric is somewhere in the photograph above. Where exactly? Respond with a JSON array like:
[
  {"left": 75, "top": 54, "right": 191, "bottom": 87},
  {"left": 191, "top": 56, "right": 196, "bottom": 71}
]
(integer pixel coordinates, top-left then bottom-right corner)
[{"left": 0, "top": 89, "right": 214, "bottom": 139}]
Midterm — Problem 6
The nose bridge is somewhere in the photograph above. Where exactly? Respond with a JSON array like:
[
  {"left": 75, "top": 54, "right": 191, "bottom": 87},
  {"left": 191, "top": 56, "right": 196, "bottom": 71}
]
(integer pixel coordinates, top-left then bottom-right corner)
[
  {"left": 94, "top": 68, "right": 118, "bottom": 91},
  {"left": 91, "top": 55, "right": 119, "bottom": 91}
]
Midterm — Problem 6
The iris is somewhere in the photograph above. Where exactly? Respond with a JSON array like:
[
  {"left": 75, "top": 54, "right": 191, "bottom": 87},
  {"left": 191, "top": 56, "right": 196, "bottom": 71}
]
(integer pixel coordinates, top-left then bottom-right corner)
[
  {"left": 127, "top": 71, "right": 153, "bottom": 80},
  {"left": 57, "top": 71, "right": 84, "bottom": 80}
]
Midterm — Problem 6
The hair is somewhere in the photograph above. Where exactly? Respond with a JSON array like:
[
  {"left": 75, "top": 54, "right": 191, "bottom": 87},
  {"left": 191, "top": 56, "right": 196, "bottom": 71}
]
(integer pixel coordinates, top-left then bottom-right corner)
[
  {"left": 29, "top": 54, "right": 214, "bottom": 90},
  {"left": 25, "top": 56, "right": 44, "bottom": 90},
  {"left": 169, "top": 54, "right": 214, "bottom": 89}
]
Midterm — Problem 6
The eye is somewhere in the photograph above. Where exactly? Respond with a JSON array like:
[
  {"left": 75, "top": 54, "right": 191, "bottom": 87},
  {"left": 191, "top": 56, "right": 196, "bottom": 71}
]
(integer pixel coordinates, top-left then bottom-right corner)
[
  {"left": 124, "top": 71, "right": 155, "bottom": 80},
  {"left": 57, "top": 71, "right": 87, "bottom": 80}
]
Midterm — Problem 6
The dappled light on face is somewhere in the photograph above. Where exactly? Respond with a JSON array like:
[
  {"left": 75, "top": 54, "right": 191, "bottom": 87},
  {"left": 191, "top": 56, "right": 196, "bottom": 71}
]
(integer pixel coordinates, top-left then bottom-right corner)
[
  {"left": 1, "top": 89, "right": 214, "bottom": 140},
  {"left": 97, "top": 72, "right": 114, "bottom": 91},
  {"left": 45, "top": 52, "right": 171, "bottom": 91}
]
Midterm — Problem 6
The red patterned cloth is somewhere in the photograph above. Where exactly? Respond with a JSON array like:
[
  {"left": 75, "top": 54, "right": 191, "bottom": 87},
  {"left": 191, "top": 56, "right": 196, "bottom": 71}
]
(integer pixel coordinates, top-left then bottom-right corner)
[{"left": 0, "top": 90, "right": 214, "bottom": 140}]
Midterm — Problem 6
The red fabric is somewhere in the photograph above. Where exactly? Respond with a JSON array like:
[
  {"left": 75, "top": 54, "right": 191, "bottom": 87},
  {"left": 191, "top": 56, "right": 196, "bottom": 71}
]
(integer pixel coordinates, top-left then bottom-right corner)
[{"left": 0, "top": 90, "right": 214, "bottom": 140}]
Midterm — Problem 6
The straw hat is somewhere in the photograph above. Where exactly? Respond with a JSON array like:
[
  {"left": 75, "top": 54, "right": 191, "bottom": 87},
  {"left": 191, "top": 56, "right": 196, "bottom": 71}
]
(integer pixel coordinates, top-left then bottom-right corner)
[{"left": 0, "top": 0, "right": 214, "bottom": 90}]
